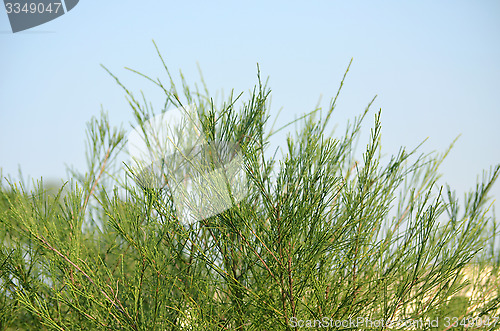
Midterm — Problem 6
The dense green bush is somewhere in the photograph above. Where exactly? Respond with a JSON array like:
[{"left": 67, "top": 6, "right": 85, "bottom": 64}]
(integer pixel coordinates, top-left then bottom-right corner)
[{"left": 1, "top": 47, "right": 499, "bottom": 330}]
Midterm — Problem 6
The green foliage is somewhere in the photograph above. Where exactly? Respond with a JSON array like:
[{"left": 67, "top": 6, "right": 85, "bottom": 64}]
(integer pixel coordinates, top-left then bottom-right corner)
[{"left": 0, "top": 47, "right": 499, "bottom": 330}]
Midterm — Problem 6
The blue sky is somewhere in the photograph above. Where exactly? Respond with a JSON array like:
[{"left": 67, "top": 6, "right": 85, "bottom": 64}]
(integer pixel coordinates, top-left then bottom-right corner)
[{"left": 1, "top": 1, "right": 499, "bottom": 211}]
